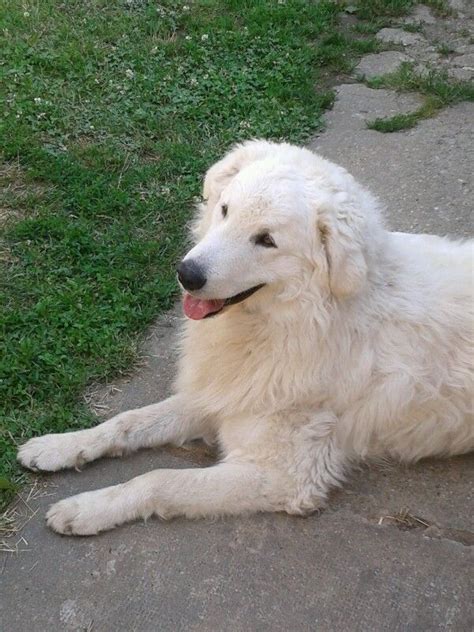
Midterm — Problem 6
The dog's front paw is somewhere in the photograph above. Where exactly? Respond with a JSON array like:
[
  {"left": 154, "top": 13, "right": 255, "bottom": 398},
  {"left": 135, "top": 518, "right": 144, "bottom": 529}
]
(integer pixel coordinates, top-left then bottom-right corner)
[
  {"left": 46, "top": 489, "right": 120, "bottom": 536},
  {"left": 18, "top": 432, "right": 90, "bottom": 472}
]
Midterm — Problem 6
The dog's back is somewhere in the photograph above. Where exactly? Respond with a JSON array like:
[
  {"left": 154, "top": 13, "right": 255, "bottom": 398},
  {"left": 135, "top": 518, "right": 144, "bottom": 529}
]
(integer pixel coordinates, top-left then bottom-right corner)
[{"left": 339, "top": 231, "right": 474, "bottom": 461}]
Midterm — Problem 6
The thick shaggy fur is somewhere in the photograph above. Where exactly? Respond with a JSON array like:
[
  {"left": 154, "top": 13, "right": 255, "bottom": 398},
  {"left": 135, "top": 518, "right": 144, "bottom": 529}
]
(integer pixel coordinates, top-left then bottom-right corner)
[{"left": 18, "top": 140, "right": 473, "bottom": 535}]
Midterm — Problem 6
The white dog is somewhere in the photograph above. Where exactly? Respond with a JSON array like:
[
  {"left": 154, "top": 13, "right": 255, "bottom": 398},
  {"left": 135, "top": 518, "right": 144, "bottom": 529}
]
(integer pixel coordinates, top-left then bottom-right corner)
[{"left": 18, "top": 140, "right": 473, "bottom": 535}]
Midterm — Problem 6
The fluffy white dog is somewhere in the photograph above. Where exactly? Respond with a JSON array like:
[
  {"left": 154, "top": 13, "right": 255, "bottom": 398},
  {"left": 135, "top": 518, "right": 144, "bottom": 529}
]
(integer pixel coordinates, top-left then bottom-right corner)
[{"left": 18, "top": 140, "right": 473, "bottom": 535}]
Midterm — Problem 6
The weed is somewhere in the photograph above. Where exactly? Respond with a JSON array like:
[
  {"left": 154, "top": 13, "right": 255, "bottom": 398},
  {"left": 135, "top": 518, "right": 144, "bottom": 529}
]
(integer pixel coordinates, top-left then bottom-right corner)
[
  {"left": 367, "top": 63, "right": 474, "bottom": 102},
  {"left": 402, "top": 23, "right": 423, "bottom": 33},
  {"left": 355, "top": 0, "right": 415, "bottom": 20},
  {"left": 423, "top": 0, "right": 454, "bottom": 17},
  {"left": 437, "top": 43, "right": 456, "bottom": 56},
  {"left": 315, "top": 32, "right": 379, "bottom": 74},
  {"left": 367, "top": 99, "right": 437, "bottom": 131},
  {"left": 367, "top": 64, "right": 474, "bottom": 131},
  {"left": 351, "top": 22, "right": 383, "bottom": 35}
]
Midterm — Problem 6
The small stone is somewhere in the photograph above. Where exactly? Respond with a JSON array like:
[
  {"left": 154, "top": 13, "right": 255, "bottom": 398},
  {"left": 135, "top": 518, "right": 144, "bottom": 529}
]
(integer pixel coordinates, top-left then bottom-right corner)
[
  {"left": 448, "top": 0, "right": 467, "bottom": 10},
  {"left": 356, "top": 51, "right": 412, "bottom": 79},
  {"left": 415, "top": 48, "right": 440, "bottom": 63},
  {"left": 452, "top": 53, "right": 474, "bottom": 69},
  {"left": 413, "top": 63, "right": 434, "bottom": 78},
  {"left": 405, "top": 5, "right": 436, "bottom": 25},
  {"left": 376, "top": 28, "right": 427, "bottom": 47},
  {"left": 448, "top": 67, "right": 474, "bottom": 81},
  {"left": 453, "top": 44, "right": 474, "bottom": 55}
]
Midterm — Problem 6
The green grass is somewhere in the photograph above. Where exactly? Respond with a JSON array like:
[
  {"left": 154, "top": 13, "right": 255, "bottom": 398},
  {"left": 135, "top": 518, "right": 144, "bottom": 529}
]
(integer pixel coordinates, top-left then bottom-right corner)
[
  {"left": 347, "top": 0, "right": 449, "bottom": 42},
  {"left": 366, "top": 63, "right": 474, "bottom": 131},
  {"left": 1, "top": 0, "right": 392, "bottom": 508},
  {"left": 423, "top": 0, "right": 453, "bottom": 17},
  {"left": 314, "top": 31, "right": 380, "bottom": 75},
  {"left": 367, "top": 102, "right": 436, "bottom": 131},
  {"left": 402, "top": 22, "right": 423, "bottom": 33},
  {"left": 368, "top": 109, "right": 421, "bottom": 131},
  {"left": 351, "top": 0, "right": 453, "bottom": 30},
  {"left": 355, "top": 0, "right": 415, "bottom": 20},
  {"left": 437, "top": 43, "right": 455, "bottom": 56},
  {"left": 351, "top": 21, "right": 383, "bottom": 35}
]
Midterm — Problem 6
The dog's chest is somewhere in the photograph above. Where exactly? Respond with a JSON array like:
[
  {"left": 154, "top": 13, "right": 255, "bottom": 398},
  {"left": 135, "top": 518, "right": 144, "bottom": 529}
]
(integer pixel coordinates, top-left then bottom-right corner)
[{"left": 177, "top": 314, "right": 324, "bottom": 415}]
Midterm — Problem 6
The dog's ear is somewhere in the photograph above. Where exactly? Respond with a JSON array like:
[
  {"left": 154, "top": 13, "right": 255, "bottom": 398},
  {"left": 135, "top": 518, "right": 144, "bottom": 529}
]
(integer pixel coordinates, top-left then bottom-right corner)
[
  {"left": 192, "top": 140, "right": 275, "bottom": 240},
  {"left": 203, "top": 139, "right": 275, "bottom": 205},
  {"left": 317, "top": 207, "right": 368, "bottom": 298},
  {"left": 202, "top": 151, "right": 241, "bottom": 209}
]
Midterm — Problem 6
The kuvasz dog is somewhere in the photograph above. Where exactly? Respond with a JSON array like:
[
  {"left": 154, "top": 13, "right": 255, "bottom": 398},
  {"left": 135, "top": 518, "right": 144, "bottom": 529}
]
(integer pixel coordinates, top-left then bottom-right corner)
[{"left": 18, "top": 140, "right": 473, "bottom": 535}]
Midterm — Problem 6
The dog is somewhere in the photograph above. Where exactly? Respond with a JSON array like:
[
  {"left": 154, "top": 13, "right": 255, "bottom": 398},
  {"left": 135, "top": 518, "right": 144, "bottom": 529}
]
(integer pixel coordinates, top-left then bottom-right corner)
[{"left": 18, "top": 140, "right": 474, "bottom": 535}]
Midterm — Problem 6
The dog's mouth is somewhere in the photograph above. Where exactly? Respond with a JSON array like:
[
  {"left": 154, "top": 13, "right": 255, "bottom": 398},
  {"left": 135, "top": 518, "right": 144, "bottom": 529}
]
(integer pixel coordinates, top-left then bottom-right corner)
[{"left": 182, "top": 284, "right": 265, "bottom": 320}]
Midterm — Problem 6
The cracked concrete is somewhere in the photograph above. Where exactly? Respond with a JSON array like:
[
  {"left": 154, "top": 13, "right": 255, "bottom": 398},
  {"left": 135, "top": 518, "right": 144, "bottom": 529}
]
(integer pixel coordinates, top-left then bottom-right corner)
[
  {"left": 311, "top": 89, "right": 473, "bottom": 236},
  {"left": 356, "top": 3, "right": 474, "bottom": 82},
  {"left": 1, "top": 5, "right": 473, "bottom": 632}
]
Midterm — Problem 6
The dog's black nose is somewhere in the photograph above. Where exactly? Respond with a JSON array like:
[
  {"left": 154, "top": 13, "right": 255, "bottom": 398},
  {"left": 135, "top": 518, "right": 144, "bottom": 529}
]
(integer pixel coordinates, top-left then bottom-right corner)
[{"left": 177, "top": 259, "right": 207, "bottom": 291}]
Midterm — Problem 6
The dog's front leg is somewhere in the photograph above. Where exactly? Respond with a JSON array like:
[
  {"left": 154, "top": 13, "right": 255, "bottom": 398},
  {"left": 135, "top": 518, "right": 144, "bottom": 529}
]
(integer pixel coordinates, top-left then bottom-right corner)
[
  {"left": 46, "top": 461, "right": 284, "bottom": 535},
  {"left": 18, "top": 394, "right": 212, "bottom": 472},
  {"left": 282, "top": 411, "right": 347, "bottom": 515},
  {"left": 44, "top": 410, "right": 347, "bottom": 535}
]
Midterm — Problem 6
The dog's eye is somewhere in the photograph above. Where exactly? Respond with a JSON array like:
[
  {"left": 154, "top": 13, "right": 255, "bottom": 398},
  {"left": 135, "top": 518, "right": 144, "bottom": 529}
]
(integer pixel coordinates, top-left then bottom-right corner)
[
  {"left": 254, "top": 232, "right": 277, "bottom": 248},
  {"left": 221, "top": 204, "right": 228, "bottom": 218}
]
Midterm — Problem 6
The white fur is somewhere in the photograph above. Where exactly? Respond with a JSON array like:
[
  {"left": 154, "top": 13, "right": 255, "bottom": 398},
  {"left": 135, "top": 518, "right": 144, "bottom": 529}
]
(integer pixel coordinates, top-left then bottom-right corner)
[{"left": 18, "top": 140, "right": 473, "bottom": 535}]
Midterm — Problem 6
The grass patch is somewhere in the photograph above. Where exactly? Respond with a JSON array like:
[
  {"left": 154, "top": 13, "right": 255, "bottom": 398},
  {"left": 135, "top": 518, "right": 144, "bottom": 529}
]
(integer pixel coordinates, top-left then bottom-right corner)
[
  {"left": 315, "top": 31, "right": 380, "bottom": 75},
  {"left": 367, "top": 62, "right": 474, "bottom": 100},
  {"left": 402, "top": 22, "right": 423, "bottom": 33},
  {"left": 348, "top": 0, "right": 449, "bottom": 34},
  {"left": 1, "top": 0, "right": 391, "bottom": 509},
  {"left": 351, "top": 21, "right": 383, "bottom": 35},
  {"left": 368, "top": 109, "right": 422, "bottom": 131},
  {"left": 437, "top": 43, "right": 455, "bottom": 56},
  {"left": 423, "top": 0, "right": 454, "bottom": 17},
  {"left": 367, "top": 100, "right": 435, "bottom": 131},
  {"left": 351, "top": 0, "right": 452, "bottom": 27},
  {"left": 367, "top": 64, "right": 474, "bottom": 131},
  {"left": 355, "top": 0, "right": 415, "bottom": 20}
]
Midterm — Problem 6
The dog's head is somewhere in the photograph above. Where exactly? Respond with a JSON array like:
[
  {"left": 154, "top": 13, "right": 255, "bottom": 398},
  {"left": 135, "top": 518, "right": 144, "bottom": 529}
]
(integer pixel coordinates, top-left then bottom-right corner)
[{"left": 178, "top": 140, "right": 382, "bottom": 320}]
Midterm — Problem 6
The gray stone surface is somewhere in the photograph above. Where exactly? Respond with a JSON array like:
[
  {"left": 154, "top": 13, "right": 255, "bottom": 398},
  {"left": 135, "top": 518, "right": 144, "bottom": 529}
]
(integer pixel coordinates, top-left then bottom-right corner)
[
  {"left": 405, "top": 5, "right": 437, "bottom": 25},
  {"left": 356, "top": 51, "right": 411, "bottom": 79},
  {"left": 454, "top": 43, "right": 474, "bottom": 55},
  {"left": 403, "top": 0, "right": 474, "bottom": 70},
  {"left": 2, "top": 8, "right": 474, "bottom": 632},
  {"left": 1, "top": 452, "right": 473, "bottom": 632},
  {"left": 452, "top": 53, "right": 474, "bottom": 68},
  {"left": 316, "top": 83, "right": 423, "bottom": 132},
  {"left": 448, "top": 0, "right": 473, "bottom": 15},
  {"left": 376, "top": 27, "right": 427, "bottom": 46},
  {"left": 450, "top": 52, "right": 474, "bottom": 80},
  {"left": 449, "top": 66, "right": 474, "bottom": 81}
]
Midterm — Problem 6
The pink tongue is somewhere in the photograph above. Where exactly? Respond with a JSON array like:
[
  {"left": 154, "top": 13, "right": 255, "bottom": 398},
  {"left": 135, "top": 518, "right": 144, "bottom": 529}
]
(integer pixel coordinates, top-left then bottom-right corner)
[{"left": 183, "top": 293, "right": 225, "bottom": 320}]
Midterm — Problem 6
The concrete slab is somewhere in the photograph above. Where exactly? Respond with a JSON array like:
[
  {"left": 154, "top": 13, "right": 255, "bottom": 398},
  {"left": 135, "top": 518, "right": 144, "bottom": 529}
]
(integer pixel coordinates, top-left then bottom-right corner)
[
  {"left": 356, "top": 51, "right": 411, "bottom": 79},
  {"left": 376, "top": 28, "right": 427, "bottom": 47},
  {"left": 2, "top": 20, "right": 474, "bottom": 632},
  {"left": 405, "top": 5, "right": 437, "bottom": 25},
  {"left": 311, "top": 86, "right": 473, "bottom": 237},
  {"left": 1, "top": 451, "right": 473, "bottom": 632}
]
